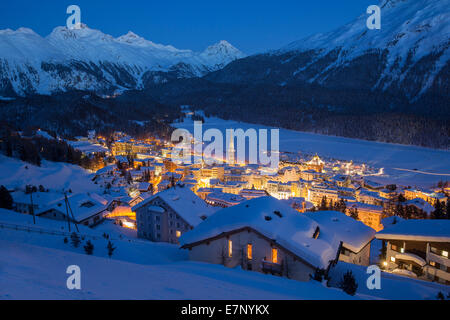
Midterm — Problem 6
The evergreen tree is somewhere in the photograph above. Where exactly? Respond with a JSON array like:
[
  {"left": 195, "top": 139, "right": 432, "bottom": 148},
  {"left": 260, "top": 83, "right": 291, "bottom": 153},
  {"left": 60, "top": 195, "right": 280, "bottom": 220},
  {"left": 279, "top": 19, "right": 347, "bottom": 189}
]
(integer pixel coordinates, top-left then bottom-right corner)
[
  {"left": 107, "top": 241, "right": 116, "bottom": 258},
  {"left": 349, "top": 208, "right": 358, "bottom": 220},
  {"left": 84, "top": 240, "right": 94, "bottom": 255},
  {"left": 0, "top": 185, "right": 13, "bottom": 210},
  {"left": 70, "top": 232, "right": 81, "bottom": 248},
  {"left": 319, "top": 196, "right": 328, "bottom": 210},
  {"left": 445, "top": 199, "right": 450, "bottom": 220},
  {"left": 433, "top": 201, "right": 444, "bottom": 219},
  {"left": 339, "top": 270, "right": 358, "bottom": 296}
]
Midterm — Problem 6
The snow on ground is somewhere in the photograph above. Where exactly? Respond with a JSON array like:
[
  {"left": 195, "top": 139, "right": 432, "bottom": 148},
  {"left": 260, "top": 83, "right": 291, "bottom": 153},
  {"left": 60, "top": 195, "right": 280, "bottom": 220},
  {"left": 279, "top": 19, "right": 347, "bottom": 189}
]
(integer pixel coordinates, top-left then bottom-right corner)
[
  {"left": 0, "top": 209, "right": 184, "bottom": 266},
  {"left": 92, "top": 218, "right": 138, "bottom": 239},
  {"left": 0, "top": 210, "right": 447, "bottom": 300},
  {"left": 0, "top": 239, "right": 353, "bottom": 300},
  {"left": 173, "top": 116, "right": 450, "bottom": 187},
  {"left": 0, "top": 154, "right": 100, "bottom": 193},
  {"left": 328, "top": 261, "right": 449, "bottom": 300}
]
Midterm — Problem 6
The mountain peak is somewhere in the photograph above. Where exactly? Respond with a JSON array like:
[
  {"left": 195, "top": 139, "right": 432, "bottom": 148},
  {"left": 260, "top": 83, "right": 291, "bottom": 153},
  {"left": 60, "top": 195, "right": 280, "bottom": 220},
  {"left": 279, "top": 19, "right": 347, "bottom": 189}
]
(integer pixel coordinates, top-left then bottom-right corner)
[
  {"left": 117, "top": 31, "right": 142, "bottom": 42},
  {"left": 202, "top": 40, "right": 244, "bottom": 58}
]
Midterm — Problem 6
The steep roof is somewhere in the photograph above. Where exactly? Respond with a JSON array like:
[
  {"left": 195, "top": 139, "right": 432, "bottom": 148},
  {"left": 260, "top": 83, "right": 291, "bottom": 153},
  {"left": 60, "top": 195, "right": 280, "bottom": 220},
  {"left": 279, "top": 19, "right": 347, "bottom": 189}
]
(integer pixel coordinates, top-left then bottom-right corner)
[
  {"left": 131, "top": 185, "right": 214, "bottom": 227},
  {"left": 180, "top": 196, "right": 341, "bottom": 269},
  {"left": 304, "top": 211, "right": 376, "bottom": 253}
]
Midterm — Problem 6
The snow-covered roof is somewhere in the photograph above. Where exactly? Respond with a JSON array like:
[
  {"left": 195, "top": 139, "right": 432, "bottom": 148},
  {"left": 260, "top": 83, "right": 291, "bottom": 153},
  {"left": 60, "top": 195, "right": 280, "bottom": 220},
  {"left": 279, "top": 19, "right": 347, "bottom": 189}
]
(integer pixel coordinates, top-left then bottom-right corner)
[
  {"left": 348, "top": 202, "right": 383, "bottom": 213},
  {"left": 180, "top": 196, "right": 341, "bottom": 269},
  {"left": 304, "top": 211, "right": 375, "bottom": 253},
  {"left": 405, "top": 198, "right": 434, "bottom": 215},
  {"left": 131, "top": 186, "right": 214, "bottom": 226},
  {"left": 36, "top": 192, "right": 108, "bottom": 222},
  {"left": 376, "top": 219, "right": 450, "bottom": 242},
  {"left": 11, "top": 190, "right": 62, "bottom": 207}
]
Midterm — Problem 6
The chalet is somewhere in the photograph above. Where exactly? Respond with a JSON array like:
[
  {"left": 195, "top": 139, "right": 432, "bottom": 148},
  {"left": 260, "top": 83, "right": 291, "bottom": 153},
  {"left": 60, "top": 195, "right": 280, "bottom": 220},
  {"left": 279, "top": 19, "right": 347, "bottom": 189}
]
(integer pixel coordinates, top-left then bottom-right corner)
[
  {"left": 35, "top": 193, "right": 109, "bottom": 227},
  {"left": 11, "top": 190, "right": 61, "bottom": 214},
  {"left": 180, "top": 197, "right": 375, "bottom": 282},
  {"left": 376, "top": 220, "right": 450, "bottom": 285},
  {"left": 132, "top": 185, "right": 214, "bottom": 244}
]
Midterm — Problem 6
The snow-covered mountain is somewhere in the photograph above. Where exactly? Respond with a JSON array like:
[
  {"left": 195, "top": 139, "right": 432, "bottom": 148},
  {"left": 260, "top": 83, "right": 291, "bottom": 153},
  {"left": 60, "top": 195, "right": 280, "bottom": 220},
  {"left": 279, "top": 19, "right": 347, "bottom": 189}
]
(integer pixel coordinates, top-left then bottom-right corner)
[
  {"left": 206, "top": 0, "right": 449, "bottom": 102},
  {"left": 0, "top": 24, "right": 245, "bottom": 96}
]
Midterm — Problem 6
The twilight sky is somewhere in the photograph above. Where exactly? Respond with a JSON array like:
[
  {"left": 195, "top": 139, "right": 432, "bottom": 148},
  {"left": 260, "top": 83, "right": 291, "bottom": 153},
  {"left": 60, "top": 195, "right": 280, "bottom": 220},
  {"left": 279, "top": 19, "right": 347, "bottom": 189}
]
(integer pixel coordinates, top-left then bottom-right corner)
[{"left": 0, "top": 0, "right": 377, "bottom": 54}]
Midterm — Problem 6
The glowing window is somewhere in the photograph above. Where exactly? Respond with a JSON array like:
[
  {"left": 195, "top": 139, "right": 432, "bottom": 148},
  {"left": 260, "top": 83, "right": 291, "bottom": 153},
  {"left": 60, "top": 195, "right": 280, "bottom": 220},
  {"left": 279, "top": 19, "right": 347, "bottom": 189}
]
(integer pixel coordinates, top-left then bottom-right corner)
[
  {"left": 176, "top": 230, "right": 181, "bottom": 238},
  {"left": 228, "top": 240, "right": 232, "bottom": 257},
  {"left": 247, "top": 244, "right": 252, "bottom": 260},
  {"left": 272, "top": 248, "right": 278, "bottom": 264},
  {"left": 390, "top": 256, "right": 396, "bottom": 262},
  {"left": 443, "top": 251, "right": 448, "bottom": 258}
]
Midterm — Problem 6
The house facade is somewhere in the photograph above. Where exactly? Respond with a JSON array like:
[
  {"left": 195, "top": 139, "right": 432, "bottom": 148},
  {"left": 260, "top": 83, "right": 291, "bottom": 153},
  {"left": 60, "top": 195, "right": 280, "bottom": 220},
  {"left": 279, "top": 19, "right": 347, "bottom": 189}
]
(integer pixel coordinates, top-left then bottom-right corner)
[
  {"left": 376, "top": 220, "right": 450, "bottom": 285},
  {"left": 183, "top": 227, "right": 318, "bottom": 281},
  {"left": 132, "top": 186, "right": 213, "bottom": 244},
  {"left": 180, "top": 197, "right": 373, "bottom": 282}
]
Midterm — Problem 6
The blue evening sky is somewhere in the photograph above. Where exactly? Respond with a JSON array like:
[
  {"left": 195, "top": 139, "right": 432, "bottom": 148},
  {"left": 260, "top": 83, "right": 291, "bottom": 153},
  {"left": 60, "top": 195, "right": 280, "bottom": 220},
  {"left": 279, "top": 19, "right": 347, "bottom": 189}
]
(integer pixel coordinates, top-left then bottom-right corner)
[{"left": 0, "top": 0, "right": 377, "bottom": 54}]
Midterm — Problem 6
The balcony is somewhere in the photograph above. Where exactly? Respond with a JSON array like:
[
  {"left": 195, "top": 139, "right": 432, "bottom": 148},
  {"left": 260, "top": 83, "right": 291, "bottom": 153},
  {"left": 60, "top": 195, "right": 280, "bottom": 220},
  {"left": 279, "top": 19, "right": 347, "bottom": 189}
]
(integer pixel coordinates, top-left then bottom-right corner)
[{"left": 261, "top": 260, "right": 282, "bottom": 275}]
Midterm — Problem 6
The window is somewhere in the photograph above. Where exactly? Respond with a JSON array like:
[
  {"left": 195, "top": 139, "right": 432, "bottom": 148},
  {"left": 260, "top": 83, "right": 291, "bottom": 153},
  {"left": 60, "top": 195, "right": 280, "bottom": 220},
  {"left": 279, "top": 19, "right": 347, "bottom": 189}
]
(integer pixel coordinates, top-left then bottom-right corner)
[
  {"left": 228, "top": 240, "right": 232, "bottom": 257},
  {"left": 80, "top": 201, "right": 94, "bottom": 208},
  {"left": 176, "top": 230, "right": 181, "bottom": 238},
  {"left": 430, "top": 261, "right": 436, "bottom": 267},
  {"left": 247, "top": 244, "right": 252, "bottom": 260},
  {"left": 443, "top": 251, "right": 449, "bottom": 258},
  {"left": 272, "top": 248, "right": 278, "bottom": 264},
  {"left": 390, "top": 256, "right": 396, "bottom": 262}
]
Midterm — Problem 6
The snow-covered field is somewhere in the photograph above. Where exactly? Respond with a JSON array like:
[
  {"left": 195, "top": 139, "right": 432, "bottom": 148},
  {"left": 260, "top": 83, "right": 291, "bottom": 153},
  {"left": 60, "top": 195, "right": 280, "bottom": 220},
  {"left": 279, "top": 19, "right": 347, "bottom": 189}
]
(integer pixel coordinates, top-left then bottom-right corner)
[
  {"left": 1, "top": 210, "right": 447, "bottom": 300},
  {"left": 173, "top": 116, "right": 450, "bottom": 187},
  {"left": 0, "top": 154, "right": 100, "bottom": 193},
  {"left": 0, "top": 210, "right": 352, "bottom": 300}
]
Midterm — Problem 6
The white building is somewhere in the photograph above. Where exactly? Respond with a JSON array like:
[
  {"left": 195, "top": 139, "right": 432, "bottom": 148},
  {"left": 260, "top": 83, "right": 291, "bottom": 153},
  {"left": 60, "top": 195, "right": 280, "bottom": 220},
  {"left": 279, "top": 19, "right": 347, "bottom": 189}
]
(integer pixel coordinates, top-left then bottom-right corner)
[
  {"left": 376, "top": 220, "right": 450, "bottom": 285},
  {"left": 36, "top": 193, "right": 109, "bottom": 227},
  {"left": 132, "top": 186, "right": 215, "bottom": 244},
  {"left": 180, "top": 197, "right": 374, "bottom": 281}
]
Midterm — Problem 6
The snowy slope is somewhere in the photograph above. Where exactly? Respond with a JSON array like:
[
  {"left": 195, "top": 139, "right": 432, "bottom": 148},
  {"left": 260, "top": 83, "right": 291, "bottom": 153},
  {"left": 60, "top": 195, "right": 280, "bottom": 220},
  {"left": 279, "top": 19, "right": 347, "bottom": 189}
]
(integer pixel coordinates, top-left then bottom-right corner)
[
  {"left": 0, "top": 24, "right": 245, "bottom": 95},
  {"left": 0, "top": 154, "right": 100, "bottom": 193},
  {"left": 281, "top": 0, "right": 450, "bottom": 98},
  {"left": 204, "top": 0, "right": 449, "bottom": 104},
  {"left": 0, "top": 210, "right": 353, "bottom": 300},
  {"left": 1, "top": 209, "right": 445, "bottom": 299},
  {"left": 0, "top": 239, "right": 355, "bottom": 300}
]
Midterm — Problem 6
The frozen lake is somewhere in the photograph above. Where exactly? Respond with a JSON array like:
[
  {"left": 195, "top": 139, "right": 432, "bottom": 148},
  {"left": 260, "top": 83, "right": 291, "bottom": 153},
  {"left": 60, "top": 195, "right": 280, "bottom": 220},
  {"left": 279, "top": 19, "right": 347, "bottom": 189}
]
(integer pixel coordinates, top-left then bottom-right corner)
[{"left": 173, "top": 115, "right": 450, "bottom": 188}]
